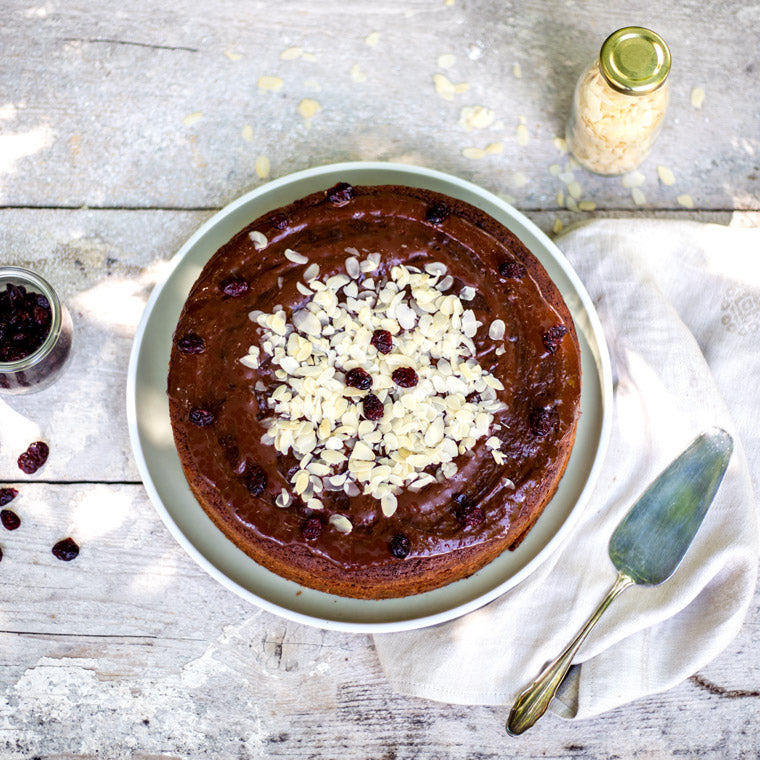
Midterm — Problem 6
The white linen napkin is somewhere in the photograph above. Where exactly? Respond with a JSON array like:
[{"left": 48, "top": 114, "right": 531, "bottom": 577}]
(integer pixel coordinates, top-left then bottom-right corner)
[{"left": 373, "top": 219, "right": 760, "bottom": 719}]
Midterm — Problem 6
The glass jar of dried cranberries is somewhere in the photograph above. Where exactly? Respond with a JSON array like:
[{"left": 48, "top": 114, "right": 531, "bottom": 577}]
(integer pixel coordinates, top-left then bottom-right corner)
[{"left": 0, "top": 267, "right": 73, "bottom": 394}]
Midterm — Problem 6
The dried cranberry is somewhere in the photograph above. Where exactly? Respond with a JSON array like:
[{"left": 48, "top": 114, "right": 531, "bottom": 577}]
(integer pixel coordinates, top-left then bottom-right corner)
[
  {"left": 392, "top": 367, "right": 418, "bottom": 388},
  {"left": 0, "top": 283, "right": 52, "bottom": 362},
  {"left": 370, "top": 329, "right": 393, "bottom": 354},
  {"left": 0, "top": 487, "right": 18, "bottom": 507},
  {"left": 246, "top": 465, "right": 268, "bottom": 496},
  {"left": 457, "top": 503, "right": 485, "bottom": 528},
  {"left": 189, "top": 408, "right": 215, "bottom": 427},
  {"left": 530, "top": 407, "right": 558, "bottom": 437},
  {"left": 362, "top": 393, "right": 384, "bottom": 420},
  {"left": 220, "top": 277, "right": 249, "bottom": 297},
  {"left": 426, "top": 203, "right": 450, "bottom": 224},
  {"left": 176, "top": 333, "right": 205, "bottom": 354},
  {"left": 389, "top": 534, "right": 411, "bottom": 559},
  {"left": 326, "top": 182, "right": 354, "bottom": 206},
  {"left": 269, "top": 213, "right": 289, "bottom": 230},
  {"left": 301, "top": 517, "right": 323, "bottom": 540},
  {"left": 498, "top": 260, "right": 527, "bottom": 279},
  {"left": 543, "top": 324, "right": 568, "bottom": 354},
  {"left": 52, "top": 537, "right": 79, "bottom": 561},
  {"left": 345, "top": 367, "right": 372, "bottom": 390},
  {"left": 1, "top": 509, "right": 20, "bottom": 530},
  {"left": 17, "top": 441, "right": 49, "bottom": 474}
]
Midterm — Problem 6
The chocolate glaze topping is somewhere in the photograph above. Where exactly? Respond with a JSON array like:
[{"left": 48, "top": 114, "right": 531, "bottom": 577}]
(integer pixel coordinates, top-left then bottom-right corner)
[{"left": 168, "top": 184, "right": 581, "bottom": 595}]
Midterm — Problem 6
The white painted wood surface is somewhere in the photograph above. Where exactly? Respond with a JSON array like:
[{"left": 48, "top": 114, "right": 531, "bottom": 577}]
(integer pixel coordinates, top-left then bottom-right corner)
[{"left": 1, "top": 0, "right": 759, "bottom": 757}]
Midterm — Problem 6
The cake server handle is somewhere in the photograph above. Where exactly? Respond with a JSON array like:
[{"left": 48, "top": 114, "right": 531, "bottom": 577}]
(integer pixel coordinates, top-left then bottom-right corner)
[{"left": 506, "top": 571, "right": 634, "bottom": 736}]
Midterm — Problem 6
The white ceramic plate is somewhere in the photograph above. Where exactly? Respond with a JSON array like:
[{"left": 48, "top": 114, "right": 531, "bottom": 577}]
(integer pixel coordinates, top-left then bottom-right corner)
[{"left": 126, "top": 162, "right": 613, "bottom": 633}]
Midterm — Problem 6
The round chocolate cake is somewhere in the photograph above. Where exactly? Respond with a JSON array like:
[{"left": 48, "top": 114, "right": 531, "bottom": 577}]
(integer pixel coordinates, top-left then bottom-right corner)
[{"left": 167, "top": 183, "right": 581, "bottom": 599}]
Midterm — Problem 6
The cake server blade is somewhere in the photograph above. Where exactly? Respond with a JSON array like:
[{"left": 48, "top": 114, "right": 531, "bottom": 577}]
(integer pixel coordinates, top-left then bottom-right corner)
[{"left": 506, "top": 427, "right": 733, "bottom": 735}]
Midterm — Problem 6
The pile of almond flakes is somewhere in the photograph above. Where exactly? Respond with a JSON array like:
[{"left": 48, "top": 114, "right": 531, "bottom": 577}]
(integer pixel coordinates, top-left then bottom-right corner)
[{"left": 240, "top": 234, "right": 510, "bottom": 535}]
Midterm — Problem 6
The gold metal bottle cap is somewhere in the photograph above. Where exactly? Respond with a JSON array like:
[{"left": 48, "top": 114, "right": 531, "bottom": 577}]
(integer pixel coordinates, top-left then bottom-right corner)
[{"left": 599, "top": 27, "right": 671, "bottom": 94}]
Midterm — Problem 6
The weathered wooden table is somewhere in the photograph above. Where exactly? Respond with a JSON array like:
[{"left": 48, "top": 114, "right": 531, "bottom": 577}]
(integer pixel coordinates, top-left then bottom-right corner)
[{"left": 1, "top": 1, "right": 758, "bottom": 757}]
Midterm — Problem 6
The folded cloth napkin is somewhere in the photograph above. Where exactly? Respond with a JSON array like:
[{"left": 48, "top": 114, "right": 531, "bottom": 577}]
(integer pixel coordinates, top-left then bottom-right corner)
[{"left": 373, "top": 219, "right": 760, "bottom": 719}]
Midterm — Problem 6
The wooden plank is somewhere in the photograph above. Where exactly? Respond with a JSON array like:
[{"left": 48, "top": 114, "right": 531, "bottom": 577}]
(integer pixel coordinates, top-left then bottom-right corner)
[
  {"left": 0, "top": 482, "right": 758, "bottom": 759},
  {"left": 1, "top": 0, "right": 757, "bottom": 211}
]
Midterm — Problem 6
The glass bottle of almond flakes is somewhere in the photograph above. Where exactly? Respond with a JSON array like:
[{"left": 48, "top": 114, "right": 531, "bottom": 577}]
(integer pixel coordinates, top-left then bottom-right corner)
[{"left": 566, "top": 26, "right": 671, "bottom": 175}]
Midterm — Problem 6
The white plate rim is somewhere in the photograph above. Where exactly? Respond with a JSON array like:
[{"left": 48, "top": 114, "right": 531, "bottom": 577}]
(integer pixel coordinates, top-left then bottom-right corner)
[{"left": 126, "top": 161, "right": 613, "bottom": 633}]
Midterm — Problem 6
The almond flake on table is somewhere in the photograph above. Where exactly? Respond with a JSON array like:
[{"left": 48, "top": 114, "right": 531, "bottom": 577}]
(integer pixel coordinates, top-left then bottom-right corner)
[
  {"left": 365, "top": 32, "right": 380, "bottom": 47},
  {"left": 298, "top": 98, "right": 322, "bottom": 122},
  {"left": 433, "top": 73, "right": 469, "bottom": 101},
  {"left": 690, "top": 86, "right": 705, "bottom": 109},
  {"left": 241, "top": 124, "right": 254, "bottom": 142},
  {"left": 437, "top": 53, "right": 456, "bottom": 69},
  {"left": 350, "top": 63, "right": 367, "bottom": 83},
  {"left": 513, "top": 62, "right": 522, "bottom": 78},
  {"left": 460, "top": 105, "right": 495, "bottom": 130},
  {"left": 677, "top": 194, "right": 695, "bottom": 208},
  {"left": 280, "top": 46, "right": 303, "bottom": 60},
  {"left": 255, "top": 155, "right": 270, "bottom": 179},
  {"left": 183, "top": 112, "right": 203, "bottom": 126},
  {"left": 657, "top": 166, "right": 676, "bottom": 185},
  {"left": 516, "top": 123, "right": 529, "bottom": 146},
  {"left": 257, "top": 76, "right": 284, "bottom": 92}
]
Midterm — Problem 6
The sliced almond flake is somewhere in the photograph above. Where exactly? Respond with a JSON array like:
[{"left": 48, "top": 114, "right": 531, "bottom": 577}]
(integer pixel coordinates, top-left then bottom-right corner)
[
  {"left": 567, "top": 181, "right": 582, "bottom": 200},
  {"left": 552, "top": 218, "right": 564, "bottom": 234},
  {"left": 462, "top": 146, "right": 486, "bottom": 160},
  {"left": 249, "top": 230, "right": 268, "bottom": 249},
  {"left": 657, "top": 166, "right": 675, "bottom": 186},
  {"left": 285, "top": 248, "right": 309, "bottom": 264},
  {"left": 677, "top": 194, "right": 694, "bottom": 209},
  {"left": 578, "top": 201, "right": 596, "bottom": 212},
  {"left": 459, "top": 286, "right": 476, "bottom": 301},
  {"left": 488, "top": 319, "right": 505, "bottom": 340},
  {"left": 276, "top": 490, "right": 293, "bottom": 508},
  {"left": 690, "top": 87, "right": 705, "bottom": 109},
  {"left": 553, "top": 136, "right": 568, "bottom": 153},
  {"left": 380, "top": 493, "right": 398, "bottom": 517},
  {"left": 345, "top": 257, "right": 360, "bottom": 278},
  {"left": 622, "top": 171, "right": 646, "bottom": 189},
  {"left": 303, "top": 263, "right": 320, "bottom": 281},
  {"left": 306, "top": 498, "right": 324, "bottom": 511},
  {"left": 329, "top": 514, "right": 353, "bottom": 533},
  {"left": 516, "top": 123, "right": 529, "bottom": 146},
  {"left": 631, "top": 187, "right": 646, "bottom": 206}
]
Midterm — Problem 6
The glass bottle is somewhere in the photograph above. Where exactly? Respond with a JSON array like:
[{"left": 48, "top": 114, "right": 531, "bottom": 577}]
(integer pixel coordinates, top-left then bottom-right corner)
[
  {"left": 0, "top": 267, "right": 73, "bottom": 394},
  {"left": 566, "top": 27, "right": 671, "bottom": 175}
]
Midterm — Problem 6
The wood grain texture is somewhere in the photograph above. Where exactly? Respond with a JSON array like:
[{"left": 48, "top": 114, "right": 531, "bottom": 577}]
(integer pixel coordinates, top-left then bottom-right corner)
[
  {"left": 1, "top": 0, "right": 759, "bottom": 756},
  {"left": 0, "top": 483, "right": 758, "bottom": 760},
  {"left": 1, "top": 0, "right": 758, "bottom": 211}
]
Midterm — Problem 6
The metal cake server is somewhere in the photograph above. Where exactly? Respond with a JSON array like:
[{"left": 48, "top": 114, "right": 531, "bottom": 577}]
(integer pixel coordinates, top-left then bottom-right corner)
[{"left": 506, "top": 427, "right": 733, "bottom": 736}]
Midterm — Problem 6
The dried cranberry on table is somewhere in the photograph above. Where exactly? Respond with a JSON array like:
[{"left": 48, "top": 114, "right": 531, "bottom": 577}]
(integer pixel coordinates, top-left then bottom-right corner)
[
  {"left": 17, "top": 441, "right": 49, "bottom": 474},
  {"left": 0, "top": 487, "right": 18, "bottom": 506},
  {"left": 52, "top": 537, "right": 79, "bottom": 561},
  {"left": 1, "top": 509, "right": 20, "bottom": 530}
]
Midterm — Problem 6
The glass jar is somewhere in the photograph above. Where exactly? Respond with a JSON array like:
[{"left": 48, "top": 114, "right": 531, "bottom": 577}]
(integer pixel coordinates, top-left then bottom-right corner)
[
  {"left": 0, "top": 267, "right": 73, "bottom": 394},
  {"left": 566, "top": 27, "right": 671, "bottom": 175}
]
